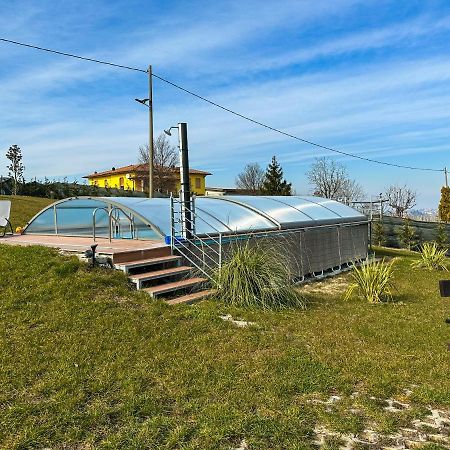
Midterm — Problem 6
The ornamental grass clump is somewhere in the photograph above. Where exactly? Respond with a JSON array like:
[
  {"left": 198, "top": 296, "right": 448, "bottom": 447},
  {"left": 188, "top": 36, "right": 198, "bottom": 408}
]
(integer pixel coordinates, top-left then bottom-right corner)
[
  {"left": 344, "top": 258, "right": 396, "bottom": 303},
  {"left": 411, "top": 242, "right": 448, "bottom": 271},
  {"left": 213, "top": 242, "right": 304, "bottom": 309}
]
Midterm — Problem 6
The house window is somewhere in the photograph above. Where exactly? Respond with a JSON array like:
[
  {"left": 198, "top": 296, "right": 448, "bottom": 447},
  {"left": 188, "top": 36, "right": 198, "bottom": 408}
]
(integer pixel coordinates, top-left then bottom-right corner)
[
  {"left": 93, "top": 180, "right": 98, "bottom": 186},
  {"left": 195, "top": 177, "right": 201, "bottom": 189},
  {"left": 104, "top": 180, "right": 108, "bottom": 188},
  {"left": 119, "top": 177, "right": 124, "bottom": 189}
]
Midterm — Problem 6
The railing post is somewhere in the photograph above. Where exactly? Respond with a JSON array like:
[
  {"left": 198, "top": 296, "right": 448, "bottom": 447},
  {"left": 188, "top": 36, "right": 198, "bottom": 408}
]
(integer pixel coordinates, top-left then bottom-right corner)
[
  {"left": 191, "top": 194, "right": 196, "bottom": 235},
  {"left": 219, "top": 232, "right": 222, "bottom": 273},
  {"left": 170, "top": 194, "right": 175, "bottom": 254}
]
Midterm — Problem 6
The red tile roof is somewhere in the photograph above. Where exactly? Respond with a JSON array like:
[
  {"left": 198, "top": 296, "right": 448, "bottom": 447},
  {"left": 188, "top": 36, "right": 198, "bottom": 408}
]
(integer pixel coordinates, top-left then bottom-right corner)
[{"left": 83, "top": 163, "right": 211, "bottom": 178}]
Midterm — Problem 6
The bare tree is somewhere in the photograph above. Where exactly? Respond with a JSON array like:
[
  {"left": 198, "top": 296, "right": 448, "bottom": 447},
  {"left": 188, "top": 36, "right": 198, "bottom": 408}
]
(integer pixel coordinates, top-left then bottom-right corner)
[
  {"left": 6, "top": 144, "right": 24, "bottom": 195},
  {"left": 385, "top": 184, "right": 417, "bottom": 217},
  {"left": 138, "top": 133, "right": 178, "bottom": 193},
  {"left": 235, "top": 163, "right": 265, "bottom": 193},
  {"left": 306, "top": 157, "right": 364, "bottom": 204}
]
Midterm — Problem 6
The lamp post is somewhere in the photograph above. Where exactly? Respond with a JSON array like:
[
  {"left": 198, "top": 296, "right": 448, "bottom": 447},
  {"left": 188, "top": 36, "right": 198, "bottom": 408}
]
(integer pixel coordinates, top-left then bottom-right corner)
[
  {"left": 134, "top": 65, "right": 154, "bottom": 198},
  {"left": 164, "top": 123, "right": 192, "bottom": 239}
]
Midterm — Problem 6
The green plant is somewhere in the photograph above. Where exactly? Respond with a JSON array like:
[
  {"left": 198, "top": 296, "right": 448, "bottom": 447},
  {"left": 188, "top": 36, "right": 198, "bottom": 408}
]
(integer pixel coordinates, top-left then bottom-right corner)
[
  {"left": 213, "top": 241, "right": 304, "bottom": 309},
  {"left": 397, "top": 218, "right": 418, "bottom": 250},
  {"left": 344, "top": 258, "right": 396, "bottom": 303},
  {"left": 435, "top": 222, "right": 448, "bottom": 250},
  {"left": 260, "top": 155, "right": 292, "bottom": 195},
  {"left": 438, "top": 186, "right": 450, "bottom": 222},
  {"left": 372, "top": 220, "right": 386, "bottom": 246},
  {"left": 411, "top": 242, "right": 449, "bottom": 271}
]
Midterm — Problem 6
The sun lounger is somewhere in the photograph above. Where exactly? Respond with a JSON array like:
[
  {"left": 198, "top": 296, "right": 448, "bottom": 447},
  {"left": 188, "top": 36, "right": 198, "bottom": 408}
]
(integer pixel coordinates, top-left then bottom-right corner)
[{"left": 0, "top": 200, "right": 13, "bottom": 237}]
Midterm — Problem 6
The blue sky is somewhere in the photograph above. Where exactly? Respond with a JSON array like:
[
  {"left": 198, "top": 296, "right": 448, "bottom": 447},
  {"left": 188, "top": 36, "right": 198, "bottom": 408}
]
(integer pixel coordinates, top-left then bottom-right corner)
[{"left": 1, "top": 0, "right": 450, "bottom": 208}]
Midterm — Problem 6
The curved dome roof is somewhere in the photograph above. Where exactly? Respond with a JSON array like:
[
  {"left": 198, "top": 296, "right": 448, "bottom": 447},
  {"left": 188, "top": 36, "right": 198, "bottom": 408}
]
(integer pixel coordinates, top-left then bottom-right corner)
[{"left": 24, "top": 195, "right": 366, "bottom": 239}]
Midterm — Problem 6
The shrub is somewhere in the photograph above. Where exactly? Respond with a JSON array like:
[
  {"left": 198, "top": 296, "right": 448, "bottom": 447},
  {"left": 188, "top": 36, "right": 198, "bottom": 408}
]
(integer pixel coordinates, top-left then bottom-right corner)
[
  {"left": 344, "top": 258, "right": 396, "bottom": 303},
  {"left": 435, "top": 222, "right": 448, "bottom": 250},
  {"left": 213, "top": 242, "right": 304, "bottom": 309},
  {"left": 397, "top": 218, "right": 418, "bottom": 251},
  {"left": 372, "top": 220, "right": 386, "bottom": 246},
  {"left": 411, "top": 242, "right": 448, "bottom": 271}
]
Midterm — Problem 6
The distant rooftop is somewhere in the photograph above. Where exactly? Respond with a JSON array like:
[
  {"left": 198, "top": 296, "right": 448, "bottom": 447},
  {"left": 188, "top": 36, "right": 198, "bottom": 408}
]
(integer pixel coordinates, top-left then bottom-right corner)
[{"left": 84, "top": 163, "right": 211, "bottom": 178}]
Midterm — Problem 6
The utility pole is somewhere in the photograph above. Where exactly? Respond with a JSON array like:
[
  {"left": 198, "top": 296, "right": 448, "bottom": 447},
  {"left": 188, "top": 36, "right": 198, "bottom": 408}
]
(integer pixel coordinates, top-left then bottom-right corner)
[
  {"left": 445, "top": 167, "right": 448, "bottom": 188},
  {"left": 148, "top": 65, "right": 154, "bottom": 198},
  {"left": 178, "top": 123, "right": 192, "bottom": 239}
]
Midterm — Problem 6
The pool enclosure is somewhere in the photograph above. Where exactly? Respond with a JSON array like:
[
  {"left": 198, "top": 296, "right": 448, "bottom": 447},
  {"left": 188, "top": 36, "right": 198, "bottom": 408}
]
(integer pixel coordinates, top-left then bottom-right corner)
[{"left": 24, "top": 195, "right": 368, "bottom": 278}]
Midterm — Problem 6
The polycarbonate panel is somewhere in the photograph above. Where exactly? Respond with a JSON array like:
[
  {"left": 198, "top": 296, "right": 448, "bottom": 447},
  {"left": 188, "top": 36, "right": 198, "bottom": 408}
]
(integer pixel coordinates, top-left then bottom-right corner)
[
  {"left": 283, "top": 196, "right": 343, "bottom": 223},
  {"left": 26, "top": 198, "right": 109, "bottom": 235},
  {"left": 297, "top": 196, "right": 366, "bottom": 222},
  {"left": 219, "top": 196, "right": 316, "bottom": 228},
  {"left": 196, "top": 197, "right": 277, "bottom": 233}
]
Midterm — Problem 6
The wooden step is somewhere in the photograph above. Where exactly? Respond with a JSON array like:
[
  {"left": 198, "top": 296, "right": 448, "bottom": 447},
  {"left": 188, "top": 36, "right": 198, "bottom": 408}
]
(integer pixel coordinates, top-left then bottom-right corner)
[
  {"left": 166, "top": 289, "right": 216, "bottom": 305},
  {"left": 143, "top": 277, "right": 206, "bottom": 297},
  {"left": 129, "top": 266, "right": 192, "bottom": 289},
  {"left": 115, "top": 255, "right": 182, "bottom": 273},
  {"left": 112, "top": 246, "right": 171, "bottom": 264}
]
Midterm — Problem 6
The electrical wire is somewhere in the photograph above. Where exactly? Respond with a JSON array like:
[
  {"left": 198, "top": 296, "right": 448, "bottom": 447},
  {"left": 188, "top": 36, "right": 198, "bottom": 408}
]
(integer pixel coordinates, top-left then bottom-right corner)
[
  {"left": 0, "top": 38, "right": 147, "bottom": 73},
  {"left": 0, "top": 37, "right": 445, "bottom": 173}
]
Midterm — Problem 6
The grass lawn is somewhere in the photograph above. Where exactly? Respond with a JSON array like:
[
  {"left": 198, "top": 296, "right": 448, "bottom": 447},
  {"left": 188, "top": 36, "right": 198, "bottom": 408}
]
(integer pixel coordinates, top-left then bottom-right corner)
[
  {"left": 0, "top": 195, "right": 54, "bottom": 229},
  {"left": 0, "top": 243, "right": 449, "bottom": 449}
]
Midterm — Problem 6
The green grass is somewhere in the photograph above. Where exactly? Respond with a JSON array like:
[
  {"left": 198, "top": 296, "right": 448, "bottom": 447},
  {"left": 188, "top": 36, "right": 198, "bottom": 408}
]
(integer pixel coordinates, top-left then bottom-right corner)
[
  {"left": 0, "top": 244, "right": 449, "bottom": 449},
  {"left": 0, "top": 195, "right": 54, "bottom": 229}
]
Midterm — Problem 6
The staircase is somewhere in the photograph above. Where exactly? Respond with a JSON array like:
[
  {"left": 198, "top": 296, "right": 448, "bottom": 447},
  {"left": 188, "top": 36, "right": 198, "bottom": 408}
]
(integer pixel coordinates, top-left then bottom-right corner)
[{"left": 113, "top": 246, "right": 214, "bottom": 305}]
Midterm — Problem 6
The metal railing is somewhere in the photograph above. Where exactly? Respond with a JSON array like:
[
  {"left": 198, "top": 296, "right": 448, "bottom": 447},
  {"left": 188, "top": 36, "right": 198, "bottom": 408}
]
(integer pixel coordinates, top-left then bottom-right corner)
[
  {"left": 93, "top": 206, "right": 135, "bottom": 242},
  {"left": 170, "top": 194, "right": 223, "bottom": 280},
  {"left": 170, "top": 193, "right": 369, "bottom": 281}
]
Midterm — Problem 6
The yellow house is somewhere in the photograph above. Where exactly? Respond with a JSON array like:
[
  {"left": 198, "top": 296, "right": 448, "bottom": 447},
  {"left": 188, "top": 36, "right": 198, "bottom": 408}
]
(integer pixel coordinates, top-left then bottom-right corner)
[{"left": 83, "top": 163, "right": 211, "bottom": 196}]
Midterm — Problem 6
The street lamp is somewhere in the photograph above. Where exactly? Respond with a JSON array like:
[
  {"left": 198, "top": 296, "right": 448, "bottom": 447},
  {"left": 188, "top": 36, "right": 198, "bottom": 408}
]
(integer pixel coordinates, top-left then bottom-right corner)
[{"left": 134, "top": 64, "right": 154, "bottom": 198}]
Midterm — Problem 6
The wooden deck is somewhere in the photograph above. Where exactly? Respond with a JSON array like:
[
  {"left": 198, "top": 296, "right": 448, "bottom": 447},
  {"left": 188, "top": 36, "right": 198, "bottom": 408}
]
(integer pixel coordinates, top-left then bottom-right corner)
[{"left": 0, "top": 234, "right": 170, "bottom": 263}]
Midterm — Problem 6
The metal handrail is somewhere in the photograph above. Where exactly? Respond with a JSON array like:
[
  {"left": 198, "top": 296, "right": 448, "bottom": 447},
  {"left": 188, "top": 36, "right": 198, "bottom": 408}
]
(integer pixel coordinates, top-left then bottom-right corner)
[
  {"left": 171, "top": 236, "right": 215, "bottom": 278},
  {"left": 173, "top": 235, "right": 219, "bottom": 267},
  {"left": 93, "top": 206, "right": 135, "bottom": 242},
  {"left": 109, "top": 207, "right": 135, "bottom": 240},
  {"left": 93, "top": 207, "right": 109, "bottom": 241}
]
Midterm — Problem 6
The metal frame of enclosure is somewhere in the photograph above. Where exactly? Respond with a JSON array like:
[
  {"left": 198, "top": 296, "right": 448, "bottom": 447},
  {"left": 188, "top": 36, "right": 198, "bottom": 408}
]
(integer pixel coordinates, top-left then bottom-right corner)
[{"left": 24, "top": 195, "right": 368, "bottom": 279}]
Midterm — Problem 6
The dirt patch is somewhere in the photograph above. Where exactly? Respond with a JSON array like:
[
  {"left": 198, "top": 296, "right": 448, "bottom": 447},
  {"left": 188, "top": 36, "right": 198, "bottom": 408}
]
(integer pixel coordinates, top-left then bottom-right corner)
[{"left": 300, "top": 275, "right": 348, "bottom": 296}]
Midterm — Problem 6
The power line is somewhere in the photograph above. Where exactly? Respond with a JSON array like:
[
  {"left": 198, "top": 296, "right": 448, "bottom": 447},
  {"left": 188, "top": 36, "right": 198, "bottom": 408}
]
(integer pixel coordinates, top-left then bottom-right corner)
[
  {"left": 152, "top": 73, "right": 443, "bottom": 172},
  {"left": 0, "top": 37, "right": 444, "bottom": 173},
  {"left": 0, "top": 38, "right": 147, "bottom": 73}
]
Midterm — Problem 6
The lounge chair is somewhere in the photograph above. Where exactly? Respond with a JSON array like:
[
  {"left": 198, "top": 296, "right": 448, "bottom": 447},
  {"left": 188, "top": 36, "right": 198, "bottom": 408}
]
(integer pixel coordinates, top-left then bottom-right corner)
[{"left": 0, "top": 200, "right": 13, "bottom": 237}]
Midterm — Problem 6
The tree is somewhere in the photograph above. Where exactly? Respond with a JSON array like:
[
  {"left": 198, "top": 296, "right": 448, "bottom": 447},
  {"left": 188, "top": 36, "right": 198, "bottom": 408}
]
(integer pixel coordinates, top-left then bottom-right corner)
[
  {"left": 385, "top": 184, "right": 417, "bottom": 218},
  {"left": 306, "top": 157, "right": 363, "bottom": 204},
  {"left": 372, "top": 220, "right": 386, "bottom": 247},
  {"left": 6, "top": 144, "right": 24, "bottom": 195},
  {"left": 397, "top": 218, "right": 417, "bottom": 250},
  {"left": 261, "top": 156, "right": 292, "bottom": 195},
  {"left": 438, "top": 186, "right": 450, "bottom": 222},
  {"left": 235, "top": 163, "right": 265, "bottom": 193},
  {"left": 138, "top": 133, "right": 178, "bottom": 193}
]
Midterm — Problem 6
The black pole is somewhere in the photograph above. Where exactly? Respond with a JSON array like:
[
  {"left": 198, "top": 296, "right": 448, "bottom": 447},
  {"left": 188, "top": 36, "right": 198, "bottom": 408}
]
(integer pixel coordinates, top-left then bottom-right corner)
[{"left": 178, "top": 123, "right": 192, "bottom": 240}]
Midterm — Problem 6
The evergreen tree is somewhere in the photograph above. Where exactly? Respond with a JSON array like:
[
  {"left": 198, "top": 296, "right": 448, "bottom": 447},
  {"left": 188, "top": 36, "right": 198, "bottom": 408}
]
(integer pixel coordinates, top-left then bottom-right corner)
[
  {"left": 435, "top": 222, "right": 449, "bottom": 249},
  {"left": 397, "top": 218, "right": 418, "bottom": 251},
  {"left": 6, "top": 144, "right": 24, "bottom": 195},
  {"left": 372, "top": 220, "right": 386, "bottom": 247},
  {"left": 261, "top": 156, "right": 292, "bottom": 195},
  {"left": 438, "top": 186, "right": 450, "bottom": 222}
]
